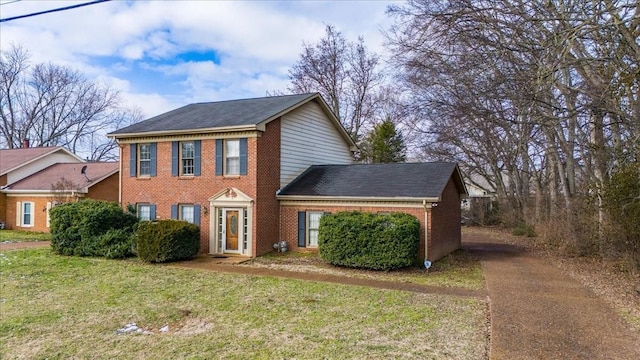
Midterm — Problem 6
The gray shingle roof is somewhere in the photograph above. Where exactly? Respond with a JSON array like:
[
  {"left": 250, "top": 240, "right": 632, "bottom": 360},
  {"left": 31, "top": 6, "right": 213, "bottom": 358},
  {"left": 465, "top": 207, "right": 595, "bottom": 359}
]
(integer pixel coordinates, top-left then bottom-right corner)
[
  {"left": 278, "top": 162, "right": 465, "bottom": 199},
  {"left": 109, "top": 93, "right": 318, "bottom": 135}
]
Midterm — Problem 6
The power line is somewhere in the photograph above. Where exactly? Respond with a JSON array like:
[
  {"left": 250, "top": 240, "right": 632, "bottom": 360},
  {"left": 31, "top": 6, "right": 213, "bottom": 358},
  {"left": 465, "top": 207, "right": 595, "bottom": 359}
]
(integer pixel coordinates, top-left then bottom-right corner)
[
  {"left": 0, "top": 0, "right": 111, "bottom": 23},
  {"left": 0, "top": 0, "right": 22, "bottom": 6}
]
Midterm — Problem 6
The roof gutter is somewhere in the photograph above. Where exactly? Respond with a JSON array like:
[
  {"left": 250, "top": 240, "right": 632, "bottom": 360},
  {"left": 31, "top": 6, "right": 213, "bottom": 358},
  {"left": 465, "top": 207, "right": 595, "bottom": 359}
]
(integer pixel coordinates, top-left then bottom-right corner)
[
  {"left": 107, "top": 124, "right": 258, "bottom": 140},
  {"left": 2, "top": 189, "right": 87, "bottom": 195},
  {"left": 276, "top": 194, "right": 441, "bottom": 203}
]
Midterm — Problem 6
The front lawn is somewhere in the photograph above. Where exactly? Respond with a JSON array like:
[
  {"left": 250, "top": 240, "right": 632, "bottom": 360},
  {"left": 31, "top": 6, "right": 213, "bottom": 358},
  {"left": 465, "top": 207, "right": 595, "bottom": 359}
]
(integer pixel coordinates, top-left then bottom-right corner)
[
  {"left": 0, "top": 230, "right": 52, "bottom": 242},
  {"left": 245, "top": 249, "right": 485, "bottom": 290},
  {"left": 0, "top": 249, "right": 489, "bottom": 359}
]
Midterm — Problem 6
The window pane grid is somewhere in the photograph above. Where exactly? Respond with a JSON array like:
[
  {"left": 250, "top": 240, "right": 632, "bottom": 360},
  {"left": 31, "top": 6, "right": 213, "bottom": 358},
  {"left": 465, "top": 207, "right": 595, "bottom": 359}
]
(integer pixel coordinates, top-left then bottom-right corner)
[
  {"left": 138, "top": 205, "right": 151, "bottom": 221},
  {"left": 307, "top": 212, "right": 322, "bottom": 247},
  {"left": 243, "top": 208, "right": 248, "bottom": 251},
  {"left": 181, "top": 205, "right": 195, "bottom": 224},
  {"left": 225, "top": 140, "right": 240, "bottom": 175},
  {"left": 23, "top": 202, "right": 32, "bottom": 226},
  {"left": 181, "top": 142, "right": 195, "bottom": 175},
  {"left": 139, "top": 144, "right": 151, "bottom": 176},
  {"left": 217, "top": 208, "right": 223, "bottom": 253}
]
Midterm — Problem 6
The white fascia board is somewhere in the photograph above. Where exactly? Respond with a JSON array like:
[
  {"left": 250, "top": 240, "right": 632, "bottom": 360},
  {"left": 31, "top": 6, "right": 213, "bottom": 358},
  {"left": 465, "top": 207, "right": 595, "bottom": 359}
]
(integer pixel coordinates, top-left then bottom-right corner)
[
  {"left": 108, "top": 125, "right": 258, "bottom": 140},
  {"left": 276, "top": 195, "right": 441, "bottom": 203}
]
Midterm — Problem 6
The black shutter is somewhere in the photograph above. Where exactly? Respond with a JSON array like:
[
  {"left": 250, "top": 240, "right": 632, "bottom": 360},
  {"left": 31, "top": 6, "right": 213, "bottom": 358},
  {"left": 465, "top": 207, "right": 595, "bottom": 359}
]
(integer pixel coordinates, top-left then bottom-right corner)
[
  {"left": 149, "top": 205, "right": 156, "bottom": 220},
  {"left": 129, "top": 144, "right": 136, "bottom": 177},
  {"left": 171, "top": 204, "right": 178, "bottom": 219},
  {"left": 194, "top": 205, "right": 201, "bottom": 226},
  {"left": 171, "top": 141, "right": 179, "bottom": 176},
  {"left": 194, "top": 140, "right": 201, "bottom": 176},
  {"left": 150, "top": 143, "right": 157, "bottom": 177},
  {"left": 239, "top": 138, "right": 247, "bottom": 175},
  {"left": 297, "top": 211, "right": 306, "bottom": 247},
  {"left": 215, "top": 139, "right": 223, "bottom": 175}
]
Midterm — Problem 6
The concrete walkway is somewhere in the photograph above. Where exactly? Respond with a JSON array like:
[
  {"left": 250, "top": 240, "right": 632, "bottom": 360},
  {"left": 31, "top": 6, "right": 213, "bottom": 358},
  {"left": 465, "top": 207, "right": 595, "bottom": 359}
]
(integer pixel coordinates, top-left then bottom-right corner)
[{"left": 464, "top": 232, "right": 640, "bottom": 360}]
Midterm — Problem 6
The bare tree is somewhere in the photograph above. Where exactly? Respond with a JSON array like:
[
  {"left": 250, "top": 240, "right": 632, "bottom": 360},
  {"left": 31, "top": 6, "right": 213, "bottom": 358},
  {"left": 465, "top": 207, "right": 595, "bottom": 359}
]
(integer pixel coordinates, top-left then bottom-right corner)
[
  {"left": 0, "top": 44, "right": 141, "bottom": 160},
  {"left": 288, "top": 25, "right": 384, "bottom": 143},
  {"left": 386, "top": 0, "right": 639, "bottom": 257}
]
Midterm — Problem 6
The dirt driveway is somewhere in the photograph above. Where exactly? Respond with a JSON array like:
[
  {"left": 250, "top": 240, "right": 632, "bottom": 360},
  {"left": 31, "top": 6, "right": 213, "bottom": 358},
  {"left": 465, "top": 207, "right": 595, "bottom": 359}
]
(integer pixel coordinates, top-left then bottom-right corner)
[{"left": 465, "top": 232, "right": 640, "bottom": 360}]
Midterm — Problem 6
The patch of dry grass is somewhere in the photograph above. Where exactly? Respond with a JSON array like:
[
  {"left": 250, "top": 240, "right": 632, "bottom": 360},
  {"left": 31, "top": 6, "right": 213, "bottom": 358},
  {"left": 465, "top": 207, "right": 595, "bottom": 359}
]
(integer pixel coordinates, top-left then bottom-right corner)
[
  {"left": 0, "top": 249, "right": 489, "bottom": 359},
  {"left": 244, "top": 249, "right": 485, "bottom": 290}
]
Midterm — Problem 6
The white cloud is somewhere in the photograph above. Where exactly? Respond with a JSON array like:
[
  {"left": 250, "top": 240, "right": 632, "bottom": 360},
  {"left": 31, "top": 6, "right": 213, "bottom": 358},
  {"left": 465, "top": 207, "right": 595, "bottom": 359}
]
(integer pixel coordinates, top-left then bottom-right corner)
[{"left": 0, "top": 0, "right": 399, "bottom": 120}]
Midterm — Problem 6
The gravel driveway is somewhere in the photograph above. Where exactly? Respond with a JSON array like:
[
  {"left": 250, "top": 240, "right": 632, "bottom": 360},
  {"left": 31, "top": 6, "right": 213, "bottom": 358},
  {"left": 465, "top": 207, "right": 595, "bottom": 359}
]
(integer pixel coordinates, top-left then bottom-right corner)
[{"left": 465, "top": 232, "right": 640, "bottom": 360}]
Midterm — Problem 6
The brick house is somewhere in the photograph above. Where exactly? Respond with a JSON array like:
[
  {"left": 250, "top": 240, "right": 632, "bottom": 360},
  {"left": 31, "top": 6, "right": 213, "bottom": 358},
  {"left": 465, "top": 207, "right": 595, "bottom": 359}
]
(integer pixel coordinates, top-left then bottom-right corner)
[
  {"left": 0, "top": 146, "right": 119, "bottom": 232},
  {"left": 109, "top": 93, "right": 466, "bottom": 262}
]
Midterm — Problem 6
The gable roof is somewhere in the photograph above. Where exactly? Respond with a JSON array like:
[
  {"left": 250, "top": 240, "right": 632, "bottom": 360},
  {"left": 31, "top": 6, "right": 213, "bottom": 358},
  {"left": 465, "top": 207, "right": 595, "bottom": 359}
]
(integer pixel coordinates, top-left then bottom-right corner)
[
  {"left": 3, "top": 162, "right": 118, "bottom": 192},
  {"left": 108, "top": 93, "right": 355, "bottom": 147},
  {"left": 277, "top": 162, "right": 467, "bottom": 201},
  {"left": 0, "top": 147, "right": 82, "bottom": 176}
]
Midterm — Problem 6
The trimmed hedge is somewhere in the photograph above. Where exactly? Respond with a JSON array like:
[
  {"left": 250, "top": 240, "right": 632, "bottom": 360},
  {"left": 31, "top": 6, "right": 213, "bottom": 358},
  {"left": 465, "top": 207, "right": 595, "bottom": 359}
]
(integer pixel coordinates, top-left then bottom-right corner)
[
  {"left": 136, "top": 220, "right": 200, "bottom": 263},
  {"left": 318, "top": 211, "right": 420, "bottom": 271},
  {"left": 50, "top": 199, "right": 137, "bottom": 258}
]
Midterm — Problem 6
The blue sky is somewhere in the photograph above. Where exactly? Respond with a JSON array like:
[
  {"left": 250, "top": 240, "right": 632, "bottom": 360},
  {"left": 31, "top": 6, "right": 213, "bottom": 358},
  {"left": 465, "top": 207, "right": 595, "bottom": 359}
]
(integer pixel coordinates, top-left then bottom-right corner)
[{"left": 0, "top": 0, "right": 398, "bottom": 119}]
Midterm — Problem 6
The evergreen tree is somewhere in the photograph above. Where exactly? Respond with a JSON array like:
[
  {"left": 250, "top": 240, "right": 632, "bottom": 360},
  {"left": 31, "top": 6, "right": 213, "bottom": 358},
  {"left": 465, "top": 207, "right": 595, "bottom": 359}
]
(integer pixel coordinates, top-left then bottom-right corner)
[{"left": 360, "top": 119, "right": 407, "bottom": 163}]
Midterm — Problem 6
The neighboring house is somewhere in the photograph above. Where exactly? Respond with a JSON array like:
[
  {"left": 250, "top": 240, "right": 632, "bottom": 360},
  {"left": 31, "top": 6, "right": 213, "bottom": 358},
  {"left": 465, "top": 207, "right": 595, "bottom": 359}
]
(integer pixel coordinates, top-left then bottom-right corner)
[
  {"left": 462, "top": 173, "right": 498, "bottom": 225},
  {"left": 0, "top": 145, "right": 119, "bottom": 232},
  {"left": 109, "top": 93, "right": 467, "bottom": 262}
]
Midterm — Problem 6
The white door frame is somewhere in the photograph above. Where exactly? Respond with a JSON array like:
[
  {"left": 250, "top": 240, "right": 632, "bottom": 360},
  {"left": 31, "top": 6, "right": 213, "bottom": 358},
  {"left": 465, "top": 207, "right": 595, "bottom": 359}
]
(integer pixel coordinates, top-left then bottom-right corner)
[
  {"left": 222, "top": 208, "right": 243, "bottom": 254},
  {"left": 208, "top": 187, "right": 254, "bottom": 257}
]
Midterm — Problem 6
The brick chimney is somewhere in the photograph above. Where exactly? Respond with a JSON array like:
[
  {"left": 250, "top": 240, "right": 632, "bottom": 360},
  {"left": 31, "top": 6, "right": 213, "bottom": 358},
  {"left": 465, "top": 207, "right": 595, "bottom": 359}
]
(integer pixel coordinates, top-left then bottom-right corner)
[{"left": 22, "top": 138, "right": 30, "bottom": 148}]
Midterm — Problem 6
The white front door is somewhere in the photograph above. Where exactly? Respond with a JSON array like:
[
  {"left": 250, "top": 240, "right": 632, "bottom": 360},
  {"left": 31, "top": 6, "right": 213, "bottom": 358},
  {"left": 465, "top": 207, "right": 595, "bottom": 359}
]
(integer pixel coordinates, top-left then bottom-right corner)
[{"left": 222, "top": 208, "right": 242, "bottom": 254}]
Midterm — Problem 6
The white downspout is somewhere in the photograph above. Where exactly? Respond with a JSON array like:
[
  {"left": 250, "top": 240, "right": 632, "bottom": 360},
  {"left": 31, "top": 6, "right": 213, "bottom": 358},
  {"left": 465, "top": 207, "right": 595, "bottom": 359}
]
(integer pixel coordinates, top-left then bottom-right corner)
[
  {"left": 118, "top": 145, "right": 123, "bottom": 204},
  {"left": 423, "top": 199, "right": 429, "bottom": 263}
]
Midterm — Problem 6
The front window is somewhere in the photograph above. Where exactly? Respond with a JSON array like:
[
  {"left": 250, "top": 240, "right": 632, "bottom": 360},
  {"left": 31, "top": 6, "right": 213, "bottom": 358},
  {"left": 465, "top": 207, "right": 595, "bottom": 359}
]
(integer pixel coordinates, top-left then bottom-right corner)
[
  {"left": 180, "top": 205, "right": 195, "bottom": 224},
  {"left": 22, "top": 202, "right": 33, "bottom": 227},
  {"left": 181, "top": 141, "right": 195, "bottom": 175},
  {"left": 307, "top": 212, "right": 323, "bottom": 247},
  {"left": 225, "top": 139, "right": 240, "bottom": 175},
  {"left": 138, "top": 144, "right": 151, "bottom": 176},
  {"left": 137, "top": 204, "right": 151, "bottom": 221}
]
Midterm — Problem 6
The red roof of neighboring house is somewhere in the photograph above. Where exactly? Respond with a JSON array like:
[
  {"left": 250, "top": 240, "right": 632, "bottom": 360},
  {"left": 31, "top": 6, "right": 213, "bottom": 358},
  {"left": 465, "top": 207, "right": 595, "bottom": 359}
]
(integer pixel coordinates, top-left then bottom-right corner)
[
  {"left": 0, "top": 146, "right": 80, "bottom": 176},
  {"left": 6, "top": 162, "right": 118, "bottom": 191}
]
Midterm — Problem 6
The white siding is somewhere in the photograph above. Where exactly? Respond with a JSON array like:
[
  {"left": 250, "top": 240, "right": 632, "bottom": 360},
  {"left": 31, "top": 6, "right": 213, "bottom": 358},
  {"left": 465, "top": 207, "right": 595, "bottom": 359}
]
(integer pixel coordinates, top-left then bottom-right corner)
[{"left": 280, "top": 102, "right": 352, "bottom": 187}]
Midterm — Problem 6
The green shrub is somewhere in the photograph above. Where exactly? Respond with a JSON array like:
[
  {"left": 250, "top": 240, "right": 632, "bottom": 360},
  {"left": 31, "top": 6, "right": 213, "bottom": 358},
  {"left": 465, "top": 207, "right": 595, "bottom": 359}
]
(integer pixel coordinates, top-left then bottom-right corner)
[
  {"left": 318, "top": 211, "right": 420, "bottom": 271},
  {"left": 136, "top": 220, "right": 200, "bottom": 263},
  {"left": 50, "top": 199, "right": 138, "bottom": 258},
  {"left": 99, "top": 229, "right": 135, "bottom": 259},
  {"left": 512, "top": 223, "right": 536, "bottom": 237}
]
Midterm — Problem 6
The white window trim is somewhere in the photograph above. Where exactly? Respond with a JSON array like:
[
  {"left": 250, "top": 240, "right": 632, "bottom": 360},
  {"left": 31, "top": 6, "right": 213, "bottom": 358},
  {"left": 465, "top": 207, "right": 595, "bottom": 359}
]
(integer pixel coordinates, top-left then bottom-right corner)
[
  {"left": 137, "top": 204, "right": 152, "bottom": 221},
  {"left": 181, "top": 141, "right": 195, "bottom": 176},
  {"left": 180, "top": 204, "right": 195, "bottom": 224},
  {"left": 138, "top": 143, "right": 152, "bottom": 177},
  {"left": 17, "top": 201, "right": 35, "bottom": 228},
  {"left": 46, "top": 202, "right": 52, "bottom": 227},
  {"left": 306, "top": 211, "right": 324, "bottom": 248},
  {"left": 224, "top": 139, "right": 240, "bottom": 176}
]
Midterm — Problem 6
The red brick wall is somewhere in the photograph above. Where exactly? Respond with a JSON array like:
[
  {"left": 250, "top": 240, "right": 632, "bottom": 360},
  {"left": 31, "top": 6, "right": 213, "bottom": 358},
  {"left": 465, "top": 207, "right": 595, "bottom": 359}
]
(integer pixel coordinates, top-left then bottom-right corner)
[
  {"left": 0, "top": 174, "right": 6, "bottom": 225},
  {"left": 87, "top": 173, "right": 119, "bottom": 202},
  {"left": 120, "top": 137, "right": 260, "bottom": 254},
  {"left": 280, "top": 204, "right": 429, "bottom": 261},
  {"left": 430, "top": 178, "right": 462, "bottom": 260},
  {"left": 5, "top": 196, "right": 55, "bottom": 232},
  {"left": 255, "top": 119, "right": 281, "bottom": 256}
]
